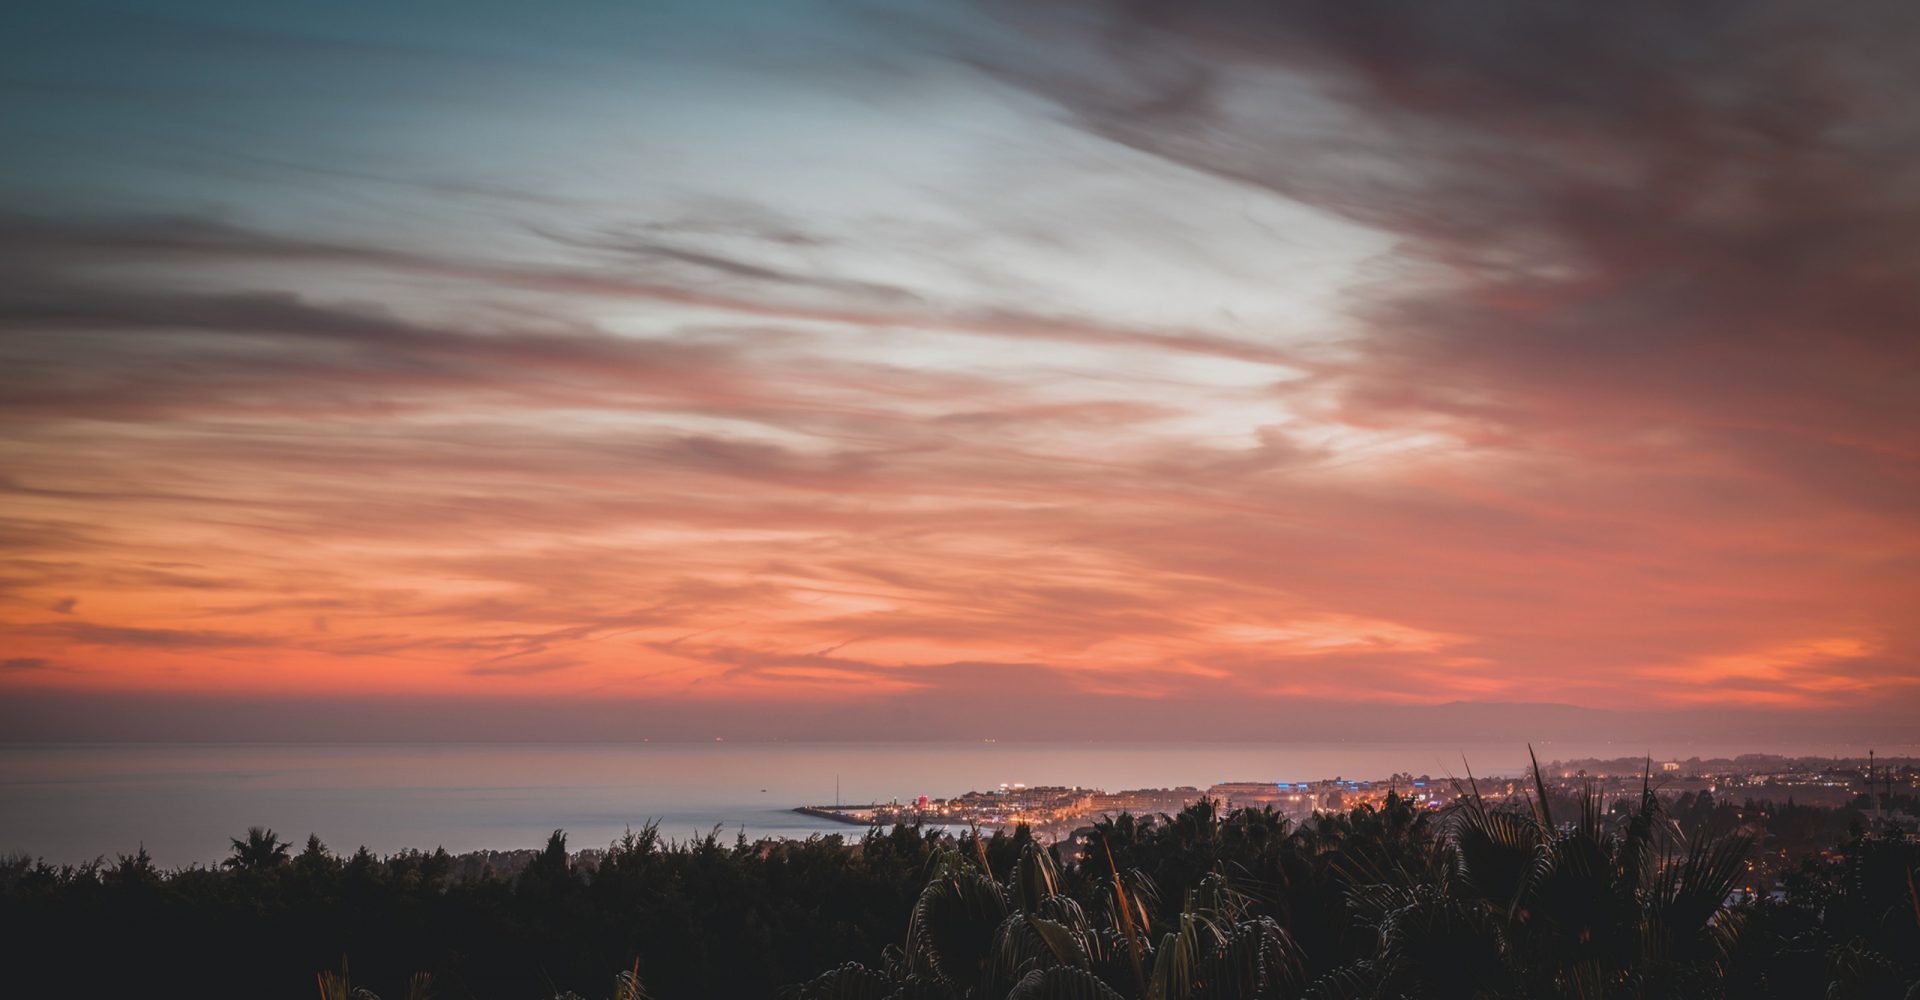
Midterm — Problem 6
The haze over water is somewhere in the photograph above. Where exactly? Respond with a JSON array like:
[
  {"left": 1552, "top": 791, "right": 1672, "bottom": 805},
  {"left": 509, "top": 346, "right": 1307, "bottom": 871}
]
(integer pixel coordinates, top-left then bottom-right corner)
[{"left": 5, "top": 740, "right": 1907, "bottom": 867}]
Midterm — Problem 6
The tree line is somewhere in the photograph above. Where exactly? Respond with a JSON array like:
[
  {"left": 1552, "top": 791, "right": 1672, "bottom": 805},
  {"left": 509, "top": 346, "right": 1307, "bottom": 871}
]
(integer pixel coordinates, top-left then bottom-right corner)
[{"left": 2, "top": 775, "right": 1915, "bottom": 998}]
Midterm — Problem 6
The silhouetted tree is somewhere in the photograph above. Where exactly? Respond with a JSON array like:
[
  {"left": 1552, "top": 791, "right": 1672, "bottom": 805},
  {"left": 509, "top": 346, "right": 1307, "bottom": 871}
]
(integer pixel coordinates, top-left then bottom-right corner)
[{"left": 224, "top": 826, "right": 291, "bottom": 870}]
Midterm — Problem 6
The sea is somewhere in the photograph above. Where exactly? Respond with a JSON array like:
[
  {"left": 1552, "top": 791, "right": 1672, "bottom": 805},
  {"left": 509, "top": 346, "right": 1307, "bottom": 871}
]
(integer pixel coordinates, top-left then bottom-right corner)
[{"left": 1, "top": 740, "right": 1906, "bottom": 867}]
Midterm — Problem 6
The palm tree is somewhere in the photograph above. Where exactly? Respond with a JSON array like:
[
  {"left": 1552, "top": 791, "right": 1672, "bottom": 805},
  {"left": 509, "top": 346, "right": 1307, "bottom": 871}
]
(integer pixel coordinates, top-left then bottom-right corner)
[
  {"left": 1141, "top": 873, "right": 1301, "bottom": 1000},
  {"left": 787, "top": 832, "right": 1308, "bottom": 1000},
  {"left": 225, "top": 826, "right": 291, "bottom": 870},
  {"left": 1311, "top": 753, "right": 1754, "bottom": 999}
]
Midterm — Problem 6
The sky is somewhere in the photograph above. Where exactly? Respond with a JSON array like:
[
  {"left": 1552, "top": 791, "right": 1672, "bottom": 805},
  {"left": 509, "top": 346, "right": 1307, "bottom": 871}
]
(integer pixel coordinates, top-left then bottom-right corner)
[{"left": 2, "top": 0, "right": 1917, "bottom": 742}]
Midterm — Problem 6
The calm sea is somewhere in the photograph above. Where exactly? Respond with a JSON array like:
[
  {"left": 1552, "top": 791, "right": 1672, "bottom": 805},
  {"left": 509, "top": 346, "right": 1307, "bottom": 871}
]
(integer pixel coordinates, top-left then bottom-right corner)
[{"left": 0, "top": 740, "right": 1902, "bottom": 867}]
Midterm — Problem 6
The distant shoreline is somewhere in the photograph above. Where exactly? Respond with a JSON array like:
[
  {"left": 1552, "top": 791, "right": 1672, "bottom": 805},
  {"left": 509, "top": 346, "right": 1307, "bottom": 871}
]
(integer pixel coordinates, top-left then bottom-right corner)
[{"left": 9, "top": 743, "right": 1916, "bottom": 868}]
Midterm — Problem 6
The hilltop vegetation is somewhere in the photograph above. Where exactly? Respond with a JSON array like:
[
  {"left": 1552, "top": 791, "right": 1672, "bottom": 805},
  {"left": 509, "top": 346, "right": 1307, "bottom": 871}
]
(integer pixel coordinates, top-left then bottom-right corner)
[{"left": 1, "top": 783, "right": 1915, "bottom": 999}]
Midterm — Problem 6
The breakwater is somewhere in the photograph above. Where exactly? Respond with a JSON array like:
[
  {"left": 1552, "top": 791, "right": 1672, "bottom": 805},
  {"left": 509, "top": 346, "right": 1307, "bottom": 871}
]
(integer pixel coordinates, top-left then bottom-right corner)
[{"left": 792, "top": 805, "right": 883, "bottom": 825}]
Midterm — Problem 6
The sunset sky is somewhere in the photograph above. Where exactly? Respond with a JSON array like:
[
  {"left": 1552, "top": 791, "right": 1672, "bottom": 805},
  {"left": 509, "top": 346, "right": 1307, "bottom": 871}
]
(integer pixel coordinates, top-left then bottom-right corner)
[{"left": 3, "top": 1, "right": 1917, "bottom": 741}]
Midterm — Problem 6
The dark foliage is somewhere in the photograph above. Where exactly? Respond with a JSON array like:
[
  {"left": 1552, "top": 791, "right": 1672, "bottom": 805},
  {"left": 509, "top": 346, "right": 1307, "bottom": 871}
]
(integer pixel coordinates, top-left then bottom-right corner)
[
  {"left": 1, "top": 773, "right": 1915, "bottom": 999},
  {"left": 0, "top": 822, "right": 948, "bottom": 998}
]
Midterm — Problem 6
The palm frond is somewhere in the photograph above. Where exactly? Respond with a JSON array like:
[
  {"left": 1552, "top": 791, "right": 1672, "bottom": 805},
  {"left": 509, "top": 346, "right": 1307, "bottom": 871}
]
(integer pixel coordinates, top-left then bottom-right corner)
[
  {"left": 1014, "top": 842, "right": 1063, "bottom": 912},
  {"left": 779, "top": 962, "right": 893, "bottom": 1000},
  {"left": 906, "top": 855, "right": 1011, "bottom": 982},
  {"left": 1005, "top": 966, "right": 1126, "bottom": 1000}
]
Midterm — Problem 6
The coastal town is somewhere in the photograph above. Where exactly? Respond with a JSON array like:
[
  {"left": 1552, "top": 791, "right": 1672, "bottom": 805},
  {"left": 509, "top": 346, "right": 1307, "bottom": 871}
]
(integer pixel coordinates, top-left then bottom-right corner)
[
  {"left": 796, "top": 754, "right": 1920, "bottom": 849},
  {"left": 799, "top": 775, "right": 1464, "bottom": 841}
]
